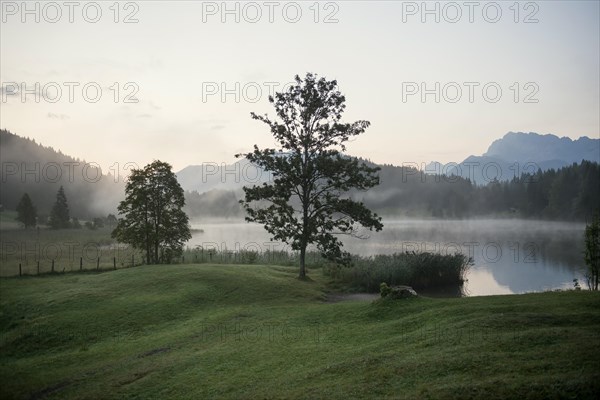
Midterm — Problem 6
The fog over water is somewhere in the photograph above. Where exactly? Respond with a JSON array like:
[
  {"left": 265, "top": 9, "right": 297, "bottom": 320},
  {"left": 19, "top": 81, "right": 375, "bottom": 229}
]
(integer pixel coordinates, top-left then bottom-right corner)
[{"left": 188, "top": 219, "right": 588, "bottom": 296}]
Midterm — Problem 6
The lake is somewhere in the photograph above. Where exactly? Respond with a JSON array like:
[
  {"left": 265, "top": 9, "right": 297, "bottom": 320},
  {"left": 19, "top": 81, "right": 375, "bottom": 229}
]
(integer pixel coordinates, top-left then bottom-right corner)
[{"left": 188, "top": 219, "right": 589, "bottom": 296}]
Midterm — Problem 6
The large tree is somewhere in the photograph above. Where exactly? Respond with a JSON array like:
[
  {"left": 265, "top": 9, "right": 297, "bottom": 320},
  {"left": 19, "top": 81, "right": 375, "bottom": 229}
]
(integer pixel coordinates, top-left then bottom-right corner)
[
  {"left": 584, "top": 214, "right": 599, "bottom": 290},
  {"left": 48, "top": 186, "right": 71, "bottom": 229},
  {"left": 112, "top": 160, "right": 191, "bottom": 264},
  {"left": 15, "top": 193, "right": 37, "bottom": 228},
  {"left": 237, "top": 73, "right": 383, "bottom": 278}
]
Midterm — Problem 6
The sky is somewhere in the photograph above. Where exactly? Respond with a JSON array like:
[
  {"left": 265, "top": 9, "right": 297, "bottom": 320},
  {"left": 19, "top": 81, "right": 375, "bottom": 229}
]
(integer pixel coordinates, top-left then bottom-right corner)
[{"left": 1, "top": 0, "right": 599, "bottom": 173}]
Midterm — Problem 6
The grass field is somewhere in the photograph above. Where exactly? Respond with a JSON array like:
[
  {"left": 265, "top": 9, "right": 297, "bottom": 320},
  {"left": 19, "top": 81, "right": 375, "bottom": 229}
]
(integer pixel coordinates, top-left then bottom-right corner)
[
  {"left": 0, "top": 210, "right": 20, "bottom": 230},
  {"left": 1, "top": 264, "right": 599, "bottom": 399}
]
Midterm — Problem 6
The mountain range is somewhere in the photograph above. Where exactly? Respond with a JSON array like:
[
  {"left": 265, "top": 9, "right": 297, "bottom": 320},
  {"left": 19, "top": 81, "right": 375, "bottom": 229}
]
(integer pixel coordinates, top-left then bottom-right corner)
[
  {"left": 178, "top": 132, "right": 600, "bottom": 192},
  {"left": 425, "top": 132, "right": 599, "bottom": 185}
]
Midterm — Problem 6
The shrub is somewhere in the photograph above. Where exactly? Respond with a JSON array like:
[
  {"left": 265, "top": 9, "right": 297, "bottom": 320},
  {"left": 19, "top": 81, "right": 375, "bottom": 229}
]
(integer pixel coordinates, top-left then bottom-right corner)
[{"left": 379, "top": 282, "right": 391, "bottom": 298}]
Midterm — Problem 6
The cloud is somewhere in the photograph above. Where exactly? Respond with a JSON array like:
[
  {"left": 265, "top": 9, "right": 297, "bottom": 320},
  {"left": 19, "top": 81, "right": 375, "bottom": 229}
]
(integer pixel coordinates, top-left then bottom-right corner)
[
  {"left": 47, "top": 112, "right": 70, "bottom": 120},
  {"left": 137, "top": 113, "right": 153, "bottom": 118}
]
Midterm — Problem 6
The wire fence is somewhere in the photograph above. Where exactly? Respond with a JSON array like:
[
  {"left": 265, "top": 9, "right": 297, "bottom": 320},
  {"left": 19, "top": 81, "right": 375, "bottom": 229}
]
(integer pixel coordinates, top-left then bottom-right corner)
[{"left": 2, "top": 244, "right": 329, "bottom": 277}]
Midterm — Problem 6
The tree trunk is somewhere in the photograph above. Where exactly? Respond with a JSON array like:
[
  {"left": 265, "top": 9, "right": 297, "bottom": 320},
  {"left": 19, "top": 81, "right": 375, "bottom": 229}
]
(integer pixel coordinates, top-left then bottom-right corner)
[
  {"left": 299, "top": 244, "right": 306, "bottom": 279},
  {"left": 155, "top": 240, "right": 159, "bottom": 265},
  {"left": 145, "top": 201, "right": 151, "bottom": 264},
  {"left": 299, "top": 145, "right": 310, "bottom": 279},
  {"left": 146, "top": 230, "right": 151, "bottom": 265}
]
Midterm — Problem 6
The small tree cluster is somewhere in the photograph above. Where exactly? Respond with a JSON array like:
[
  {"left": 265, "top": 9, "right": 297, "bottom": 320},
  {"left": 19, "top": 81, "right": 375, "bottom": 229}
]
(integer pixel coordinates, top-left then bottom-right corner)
[{"left": 85, "top": 217, "right": 105, "bottom": 230}]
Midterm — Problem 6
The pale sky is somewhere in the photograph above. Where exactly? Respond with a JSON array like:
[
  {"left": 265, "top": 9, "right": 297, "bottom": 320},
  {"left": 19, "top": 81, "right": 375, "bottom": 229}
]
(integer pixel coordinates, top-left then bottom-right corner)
[{"left": 1, "top": 0, "right": 599, "bottom": 172}]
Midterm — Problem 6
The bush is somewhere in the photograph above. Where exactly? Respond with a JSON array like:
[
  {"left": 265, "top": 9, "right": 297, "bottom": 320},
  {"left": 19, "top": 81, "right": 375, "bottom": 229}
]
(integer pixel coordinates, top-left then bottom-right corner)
[{"left": 379, "top": 282, "right": 391, "bottom": 298}]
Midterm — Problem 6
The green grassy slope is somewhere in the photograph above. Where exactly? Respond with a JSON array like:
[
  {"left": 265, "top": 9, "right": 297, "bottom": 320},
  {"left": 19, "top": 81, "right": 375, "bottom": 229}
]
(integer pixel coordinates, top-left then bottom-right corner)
[{"left": 1, "top": 264, "right": 599, "bottom": 399}]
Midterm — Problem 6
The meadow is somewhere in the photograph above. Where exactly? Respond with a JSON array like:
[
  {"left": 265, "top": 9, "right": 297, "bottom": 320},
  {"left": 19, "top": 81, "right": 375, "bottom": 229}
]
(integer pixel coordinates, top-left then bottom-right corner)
[
  {"left": 1, "top": 263, "right": 599, "bottom": 399},
  {"left": 0, "top": 212, "right": 143, "bottom": 277}
]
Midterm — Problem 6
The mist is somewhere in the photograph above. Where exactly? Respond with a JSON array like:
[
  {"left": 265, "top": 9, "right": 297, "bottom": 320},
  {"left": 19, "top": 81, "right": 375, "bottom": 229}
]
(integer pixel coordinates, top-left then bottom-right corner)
[
  {"left": 0, "top": 129, "right": 124, "bottom": 220},
  {"left": 187, "top": 218, "right": 588, "bottom": 296}
]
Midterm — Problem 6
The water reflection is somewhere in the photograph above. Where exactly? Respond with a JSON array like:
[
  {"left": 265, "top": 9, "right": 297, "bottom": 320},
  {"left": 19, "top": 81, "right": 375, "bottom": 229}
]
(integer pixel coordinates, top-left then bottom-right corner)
[{"left": 188, "top": 219, "right": 588, "bottom": 296}]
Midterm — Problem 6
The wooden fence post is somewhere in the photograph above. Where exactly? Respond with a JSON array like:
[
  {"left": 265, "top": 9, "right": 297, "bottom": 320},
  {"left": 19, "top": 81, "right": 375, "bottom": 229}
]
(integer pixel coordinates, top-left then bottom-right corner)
[
  {"left": 37, "top": 260, "right": 40, "bottom": 275},
  {"left": 80, "top": 257, "right": 83, "bottom": 271},
  {"left": 19, "top": 263, "right": 22, "bottom": 276},
  {"left": 97, "top": 257, "right": 100, "bottom": 270},
  {"left": 113, "top": 257, "right": 116, "bottom": 270},
  {"left": 51, "top": 259, "right": 55, "bottom": 273}
]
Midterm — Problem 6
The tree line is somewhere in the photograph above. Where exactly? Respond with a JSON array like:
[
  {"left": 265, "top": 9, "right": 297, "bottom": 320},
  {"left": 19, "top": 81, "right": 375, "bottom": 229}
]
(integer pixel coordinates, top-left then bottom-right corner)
[
  {"left": 360, "top": 160, "right": 599, "bottom": 220},
  {"left": 182, "top": 159, "right": 599, "bottom": 221}
]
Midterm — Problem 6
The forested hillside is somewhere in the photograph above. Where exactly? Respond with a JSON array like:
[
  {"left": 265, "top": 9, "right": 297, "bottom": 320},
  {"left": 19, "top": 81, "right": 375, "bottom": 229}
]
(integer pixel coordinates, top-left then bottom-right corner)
[
  {"left": 363, "top": 160, "right": 600, "bottom": 219},
  {"left": 0, "top": 129, "right": 124, "bottom": 219}
]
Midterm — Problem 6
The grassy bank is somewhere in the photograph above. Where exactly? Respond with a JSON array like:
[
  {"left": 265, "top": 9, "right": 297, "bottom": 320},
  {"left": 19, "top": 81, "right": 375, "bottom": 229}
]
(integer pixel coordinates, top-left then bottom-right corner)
[{"left": 1, "top": 264, "right": 599, "bottom": 399}]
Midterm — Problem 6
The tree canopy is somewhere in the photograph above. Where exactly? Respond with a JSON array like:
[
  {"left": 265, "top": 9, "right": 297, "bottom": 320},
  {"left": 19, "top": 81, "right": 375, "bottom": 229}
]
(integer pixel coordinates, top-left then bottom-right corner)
[
  {"left": 237, "top": 73, "right": 383, "bottom": 278},
  {"left": 112, "top": 160, "right": 191, "bottom": 264},
  {"left": 48, "top": 186, "right": 71, "bottom": 229}
]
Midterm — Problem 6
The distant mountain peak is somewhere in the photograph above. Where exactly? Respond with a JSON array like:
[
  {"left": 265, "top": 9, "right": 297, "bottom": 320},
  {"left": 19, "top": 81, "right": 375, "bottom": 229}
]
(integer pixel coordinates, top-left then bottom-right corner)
[{"left": 483, "top": 131, "right": 599, "bottom": 164}]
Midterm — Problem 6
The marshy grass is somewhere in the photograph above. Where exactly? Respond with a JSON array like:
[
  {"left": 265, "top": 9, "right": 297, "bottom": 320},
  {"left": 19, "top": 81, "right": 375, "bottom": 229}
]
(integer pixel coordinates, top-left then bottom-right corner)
[
  {"left": 179, "top": 246, "right": 329, "bottom": 268},
  {"left": 324, "top": 252, "right": 472, "bottom": 293}
]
